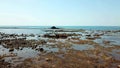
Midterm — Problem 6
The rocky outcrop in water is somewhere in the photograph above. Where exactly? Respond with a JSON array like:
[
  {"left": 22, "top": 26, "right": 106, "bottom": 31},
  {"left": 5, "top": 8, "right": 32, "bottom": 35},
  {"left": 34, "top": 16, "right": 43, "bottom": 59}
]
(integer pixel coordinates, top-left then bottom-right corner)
[
  {"left": 50, "top": 26, "right": 59, "bottom": 29},
  {"left": 44, "top": 33, "right": 68, "bottom": 39}
]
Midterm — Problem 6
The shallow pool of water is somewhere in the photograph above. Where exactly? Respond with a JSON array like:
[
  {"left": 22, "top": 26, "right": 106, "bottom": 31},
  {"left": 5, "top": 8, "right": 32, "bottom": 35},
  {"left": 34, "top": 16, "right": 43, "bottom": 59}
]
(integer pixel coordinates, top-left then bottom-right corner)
[{"left": 71, "top": 44, "right": 94, "bottom": 51}]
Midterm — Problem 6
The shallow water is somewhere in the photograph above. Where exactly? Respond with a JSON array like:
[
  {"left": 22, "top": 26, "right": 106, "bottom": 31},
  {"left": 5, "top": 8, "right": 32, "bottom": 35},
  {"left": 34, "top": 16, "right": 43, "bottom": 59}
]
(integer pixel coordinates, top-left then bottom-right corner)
[
  {"left": 94, "top": 35, "right": 120, "bottom": 46},
  {"left": 26, "top": 36, "right": 39, "bottom": 40},
  {"left": 71, "top": 44, "right": 94, "bottom": 51},
  {"left": 102, "top": 35, "right": 120, "bottom": 45},
  {"left": 0, "top": 45, "right": 40, "bottom": 63},
  {"left": 0, "top": 26, "right": 120, "bottom": 34},
  {"left": 0, "top": 26, "right": 120, "bottom": 67},
  {"left": 13, "top": 48, "right": 39, "bottom": 58},
  {"left": 0, "top": 45, "right": 40, "bottom": 57},
  {"left": 39, "top": 45, "right": 59, "bottom": 53},
  {"left": 0, "top": 45, "right": 9, "bottom": 55},
  {"left": 0, "top": 29, "right": 44, "bottom": 34}
]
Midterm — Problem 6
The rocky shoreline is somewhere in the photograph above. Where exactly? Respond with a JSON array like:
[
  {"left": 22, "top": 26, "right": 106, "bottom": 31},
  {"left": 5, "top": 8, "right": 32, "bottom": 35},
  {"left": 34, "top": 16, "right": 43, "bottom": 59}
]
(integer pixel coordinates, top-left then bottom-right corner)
[{"left": 0, "top": 28, "right": 120, "bottom": 68}]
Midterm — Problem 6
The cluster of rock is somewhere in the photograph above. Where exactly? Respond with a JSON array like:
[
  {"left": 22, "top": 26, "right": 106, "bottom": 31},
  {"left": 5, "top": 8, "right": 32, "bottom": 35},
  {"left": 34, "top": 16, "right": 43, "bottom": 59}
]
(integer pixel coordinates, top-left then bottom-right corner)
[
  {"left": 1, "top": 39, "right": 46, "bottom": 49},
  {"left": 0, "top": 32, "right": 47, "bottom": 52},
  {"left": 43, "top": 33, "right": 68, "bottom": 39}
]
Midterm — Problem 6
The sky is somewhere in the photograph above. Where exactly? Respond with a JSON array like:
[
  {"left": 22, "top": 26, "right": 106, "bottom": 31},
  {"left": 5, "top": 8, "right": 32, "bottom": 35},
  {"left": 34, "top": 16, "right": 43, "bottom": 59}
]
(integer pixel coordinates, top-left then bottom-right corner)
[{"left": 0, "top": 0, "right": 120, "bottom": 26}]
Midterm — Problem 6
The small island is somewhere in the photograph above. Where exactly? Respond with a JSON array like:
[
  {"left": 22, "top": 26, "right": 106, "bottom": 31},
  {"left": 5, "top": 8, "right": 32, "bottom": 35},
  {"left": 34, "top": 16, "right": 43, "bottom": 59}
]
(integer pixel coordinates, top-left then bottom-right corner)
[{"left": 50, "top": 26, "right": 60, "bottom": 29}]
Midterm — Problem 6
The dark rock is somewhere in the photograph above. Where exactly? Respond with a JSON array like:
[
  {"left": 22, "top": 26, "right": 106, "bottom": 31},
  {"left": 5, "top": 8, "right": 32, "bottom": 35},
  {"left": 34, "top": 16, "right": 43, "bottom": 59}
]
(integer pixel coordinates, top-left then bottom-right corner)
[
  {"left": 20, "top": 48, "right": 23, "bottom": 50},
  {"left": 32, "top": 44, "right": 37, "bottom": 49},
  {"left": 9, "top": 48, "right": 14, "bottom": 52},
  {"left": 0, "top": 59, "right": 5, "bottom": 62},
  {"left": 86, "top": 37, "right": 95, "bottom": 40},
  {"left": 36, "top": 48, "right": 44, "bottom": 52},
  {"left": 16, "top": 47, "right": 19, "bottom": 50},
  {"left": 50, "top": 26, "right": 59, "bottom": 29},
  {"left": 38, "top": 35, "right": 40, "bottom": 37},
  {"left": 40, "top": 48, "right": 44, "bottom": 52},
  {"left": 40, "top": 40, "right": 47, "bottom": 44},
  {"left": 86, "top": 34, "right": 91, "bottom": 37},
  {"left": 43, "top": 33, "right": 68, "bottom": 39}
]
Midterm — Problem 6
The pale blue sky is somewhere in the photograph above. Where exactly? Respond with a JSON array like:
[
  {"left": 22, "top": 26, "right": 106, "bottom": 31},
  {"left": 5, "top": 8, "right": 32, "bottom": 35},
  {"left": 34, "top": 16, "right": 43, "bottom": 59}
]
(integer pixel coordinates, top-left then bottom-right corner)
[{"left": 0, "top": 0, "right": 120, "bottom": 26}]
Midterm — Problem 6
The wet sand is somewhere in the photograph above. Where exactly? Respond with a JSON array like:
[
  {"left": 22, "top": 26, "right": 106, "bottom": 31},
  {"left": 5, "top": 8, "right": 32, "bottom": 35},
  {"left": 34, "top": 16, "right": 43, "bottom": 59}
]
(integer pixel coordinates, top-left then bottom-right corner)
[{"left": 0, "top": 29, "right": 120, "bottom": 68}]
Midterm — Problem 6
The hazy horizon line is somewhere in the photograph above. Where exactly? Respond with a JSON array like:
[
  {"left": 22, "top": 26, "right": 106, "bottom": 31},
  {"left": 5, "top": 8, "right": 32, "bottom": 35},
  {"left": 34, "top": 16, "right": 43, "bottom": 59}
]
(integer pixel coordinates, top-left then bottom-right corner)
[{"left": 0, "top": 25, "right": 120, "bottom": 27}]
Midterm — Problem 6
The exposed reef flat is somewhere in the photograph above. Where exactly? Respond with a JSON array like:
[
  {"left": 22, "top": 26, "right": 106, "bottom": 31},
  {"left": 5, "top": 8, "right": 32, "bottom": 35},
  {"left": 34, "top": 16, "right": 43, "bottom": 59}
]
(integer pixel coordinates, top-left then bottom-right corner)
[{"left": 0, "top": 28, "right": 120, "bottom": 68}]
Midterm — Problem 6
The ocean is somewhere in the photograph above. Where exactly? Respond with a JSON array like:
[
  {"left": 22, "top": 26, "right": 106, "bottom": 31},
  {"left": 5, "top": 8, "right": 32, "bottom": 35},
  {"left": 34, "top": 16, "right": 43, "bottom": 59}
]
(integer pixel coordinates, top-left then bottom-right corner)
[{"left": 0, "top": 26, "right": 120, "bottom": 34}]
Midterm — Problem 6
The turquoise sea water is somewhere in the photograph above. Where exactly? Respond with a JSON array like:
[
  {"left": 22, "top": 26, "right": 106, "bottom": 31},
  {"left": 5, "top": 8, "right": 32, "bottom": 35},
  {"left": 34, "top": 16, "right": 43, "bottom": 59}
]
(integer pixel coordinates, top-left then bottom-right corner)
[
  {"left": 0, "top": 26, "right": 120, "bottom": 30},
  {"left": 0, "top": 26, "right": 120, "bottom": 34}
]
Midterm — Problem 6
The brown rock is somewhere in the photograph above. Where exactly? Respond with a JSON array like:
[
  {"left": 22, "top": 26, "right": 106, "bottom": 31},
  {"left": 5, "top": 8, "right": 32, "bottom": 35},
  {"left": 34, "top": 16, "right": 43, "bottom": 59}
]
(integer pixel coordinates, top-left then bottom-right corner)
[{"left": 9, "top": 48, "right": 14, "bottom": 52}]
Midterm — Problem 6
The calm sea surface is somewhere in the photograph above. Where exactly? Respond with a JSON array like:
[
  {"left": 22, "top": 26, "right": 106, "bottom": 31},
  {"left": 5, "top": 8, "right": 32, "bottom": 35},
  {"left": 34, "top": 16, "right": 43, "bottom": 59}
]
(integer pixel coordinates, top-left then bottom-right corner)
[{"left": 0, "top": 26, "right": 120, "bottom": 34}]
